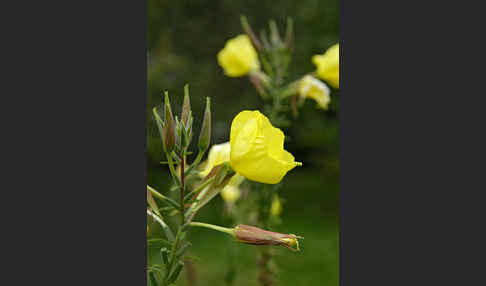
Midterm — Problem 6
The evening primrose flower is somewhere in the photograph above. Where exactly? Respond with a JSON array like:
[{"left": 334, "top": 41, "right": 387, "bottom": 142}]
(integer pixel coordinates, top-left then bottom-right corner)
[
  {"left": 312, "top": 43, "right": 339, "bottom": 88},
  {"left": 200, "top": 142, "right": 231, "bottom": 178},
  {"left": 217, "top": 34, "right": 260, "bottom": 77},
  {"left": 199, "top": 143, "right": 245, "bottom": 203},
  {"left": 299, "top": 75, "right": 331, "bottom": 109},
  {"left": 230, "top": 111, "right": 302, "bottom": 184}
]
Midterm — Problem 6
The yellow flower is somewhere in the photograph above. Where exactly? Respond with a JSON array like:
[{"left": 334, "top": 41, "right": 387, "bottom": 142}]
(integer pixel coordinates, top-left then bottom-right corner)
[
  {"left": 200, "top": 143, "right": 245, "bottom": 203},
  {"left": 200, "top": 142, "right": 231, "bottom": 178},
  {"left": 270, "top": 194, "right": 282, "bottom": 216},
  {"left": 220, "top": 174, "right": 245, "bottom": 203},
  {"left": 229, "top": 111, "right": 302, "bottom": 184},
  {"left": 217, "top": 34, "right": 260, "bottom": 77},
  {"left": 312, "top": 43, "right": 339, "bottom": 88},
  {"left": 299, "top": 75, "right": 331, "bottom": 109},
  {"left": 220, "top": 185, "right": 240, "bottom": 203},
  {"left": 221, "top": 173, "right": 245, "bottom": 204}
]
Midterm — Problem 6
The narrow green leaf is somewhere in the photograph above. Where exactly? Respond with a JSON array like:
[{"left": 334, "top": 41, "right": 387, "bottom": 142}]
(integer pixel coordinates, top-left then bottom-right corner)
[
  {"left": 149, "top": 271, "right": 158, "bottom": 286},
  {"left": 147, "top": 239, "right": 172, "bottom": 248},
  {"left": 167, "top": 261, "right": 184, "bottom": 284},
  {"left": 147, "top": 188, "right": 161, "bottom": 216},
  {"left": 160, "top": 248, "right": 170, "bottom": 265}
]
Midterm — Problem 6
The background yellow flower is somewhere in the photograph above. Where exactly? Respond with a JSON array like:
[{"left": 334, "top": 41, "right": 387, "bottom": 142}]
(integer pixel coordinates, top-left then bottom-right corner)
[
  {"left": 217, "top": 34, "right": 260, "bottom": 77},
  {"left": 312, "top": 43, "right": 339, "bottom": 88},
  {"left": 299, "top": 75, "right": 331, "bottom": 109}
]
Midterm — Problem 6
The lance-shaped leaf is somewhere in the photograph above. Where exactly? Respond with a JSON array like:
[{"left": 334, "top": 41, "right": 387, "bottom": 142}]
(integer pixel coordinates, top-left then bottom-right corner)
[
  {"left": 167, "top": 261, "right": 184, "bottom": 284},
  {"left": 147, "top": 187, "right": 160, "bottom": 217}
]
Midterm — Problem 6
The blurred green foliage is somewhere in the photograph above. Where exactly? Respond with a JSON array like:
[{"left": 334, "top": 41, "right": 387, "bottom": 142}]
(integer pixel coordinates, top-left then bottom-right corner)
[{"left": 147, "top": 0, "right": 339, "bottom": 285}]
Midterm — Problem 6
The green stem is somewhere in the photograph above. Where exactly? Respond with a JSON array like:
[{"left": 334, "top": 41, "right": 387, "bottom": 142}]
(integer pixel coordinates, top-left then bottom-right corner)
[
  {"left": 180, "top": 153, "right": 186, "bottom": 225},
  {"left": 190, "top": 222, "right": 235, "bottom": 236},
  {"left": 184, "top": 176, "right": 215, "bottom": 202},
  {"left": 278, "top": 79, "right": 301, "bottom": 100},
  {"left": 167, "top": 154, "right": 181, "bottom": 187},
  {"left": 164, "top": 228, "right": 183, "bottom": 284},
  {"left": 184, "top": 149, "right": 205, "bottom": 176}
]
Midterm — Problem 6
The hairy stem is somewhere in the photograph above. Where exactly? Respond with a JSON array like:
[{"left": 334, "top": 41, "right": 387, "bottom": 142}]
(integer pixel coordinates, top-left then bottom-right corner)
[
  {"left": 180, "top": 153, "right": 186, "bottom": 225},
  {"left": 184, "top": 150, "right": 205, "bottom": 176}
]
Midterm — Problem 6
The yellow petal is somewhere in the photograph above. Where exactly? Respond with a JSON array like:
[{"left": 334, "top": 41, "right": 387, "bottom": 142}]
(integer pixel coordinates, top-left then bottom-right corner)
[
  {"left": 299, "top": 75, "right": 331, "bottom": 109},
  {"left": 229, "top": 110, "right": 302, "bottom": 184},
  {"left": 312, "top": 43, "right": 339, "bottom": 88},
  {"left": 221, "top": 185, "right": 241, "bottom": 203},
  {"left": 199, "top": 142, "right": 231, "bottom": 177},
  {"left": 220, "top": 173, "right": 245, "bottom": 203},
  {"left": 217, "top": 34, "right": 260, "bottom": 77}
]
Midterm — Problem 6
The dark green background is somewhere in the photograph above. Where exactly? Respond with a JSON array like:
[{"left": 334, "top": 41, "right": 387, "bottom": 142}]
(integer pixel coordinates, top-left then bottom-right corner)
[{"left": 147, "top": 0, "right": 339, "bottom": 285}]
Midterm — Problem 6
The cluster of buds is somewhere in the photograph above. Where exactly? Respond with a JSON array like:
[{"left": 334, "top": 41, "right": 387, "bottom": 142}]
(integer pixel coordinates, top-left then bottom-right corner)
[
  {"left": 241, "top": 15, "right": 294, "bottom": 91},
  {"left": 152, "top": 84, "right": 211, "bottom": 157}
]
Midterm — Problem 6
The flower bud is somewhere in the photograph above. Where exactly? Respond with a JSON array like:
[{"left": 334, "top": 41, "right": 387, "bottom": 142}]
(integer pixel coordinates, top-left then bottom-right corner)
[
  {"left": 269, "top": 20, "right": 282, "bottom": 48},
  {"left": 163, "top": 92, "right": 176, "bottom": 153},
  {"left": 198, "top": 97, "right": 211, "bottom": 152},
  {"left": 181, "top": 84, "right": 192, "bottom": 127},
  {"left": 284, "top": 17, "right": 294, "bottom": 52},
  {"left": 240, "top": 15, "right": 263, "bottom": 52},
  {"left": 234, "top": 224, "right": 301, "bottom": 251}
]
